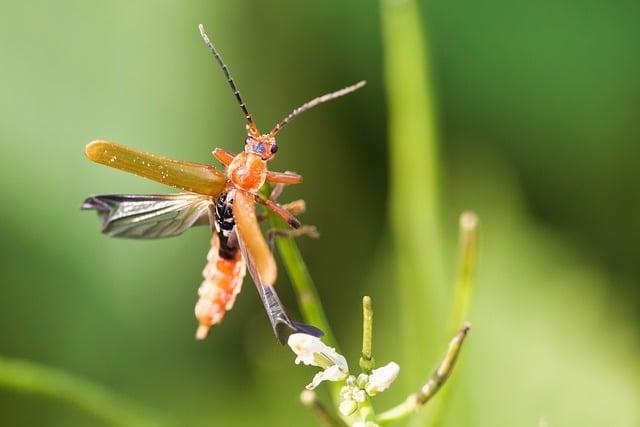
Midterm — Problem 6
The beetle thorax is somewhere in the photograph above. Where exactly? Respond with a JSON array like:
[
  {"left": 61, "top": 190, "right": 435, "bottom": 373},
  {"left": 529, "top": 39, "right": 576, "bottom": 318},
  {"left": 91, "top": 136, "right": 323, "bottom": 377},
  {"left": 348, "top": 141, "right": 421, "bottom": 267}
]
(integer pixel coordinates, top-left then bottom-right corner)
[{"left": 227, "top": 152, "right": 267, "bottom": 192}]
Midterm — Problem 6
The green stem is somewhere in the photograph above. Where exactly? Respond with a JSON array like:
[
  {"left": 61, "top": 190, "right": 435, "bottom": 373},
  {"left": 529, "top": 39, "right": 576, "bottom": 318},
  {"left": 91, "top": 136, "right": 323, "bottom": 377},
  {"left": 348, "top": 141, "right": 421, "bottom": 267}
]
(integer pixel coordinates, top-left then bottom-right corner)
[
  {"left": 376, "top": 324, "right": 471, "bottom": 424},
  {"left": 380, "top": 0, "right": 446, "bottom": 384},
  {"left": 425, "top": 212, "right": 477, "bottom": 426},
  {"left": 355, "top": 297, "right": 377, "bottom": 426},
  {"left": 359, "top": 296, "right": 375, "bottom": 373},
  {"left": 0, "top": 355, "right": 168, "bottom": 427},
  {"left": 357, "top": 398, "right": 377, "bottom": 425},
  {"left": 300, "top": 390, "right": 347, "bottom": 427},
  {"left": 449, "top": 211, "right": 478, "bottom": 336}
]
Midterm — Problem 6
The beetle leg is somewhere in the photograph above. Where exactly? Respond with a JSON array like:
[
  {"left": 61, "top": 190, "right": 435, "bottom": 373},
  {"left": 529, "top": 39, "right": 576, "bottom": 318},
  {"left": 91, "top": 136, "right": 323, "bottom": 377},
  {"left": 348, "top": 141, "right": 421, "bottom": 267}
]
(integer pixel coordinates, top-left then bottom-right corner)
[
  {"left": 267, "top": 225, "right": 319, "bottom": 250},
  {"left": 269, "top": 183, "right": 285, "bottom": 201},
  {"left": 279, "top": 199, "right": 306, "bottom": 215},
  {"left": 266, "top": 170, "right": 303, "bottom": 185},
  {"left": 256, "top": 199, "right": 306, "bottom": 222},
  {"left": 212, "top": 148, "right": 236, "bottom": 166},
  {"left": 255, "top": 195, "right": 302, "bottom": 229}
]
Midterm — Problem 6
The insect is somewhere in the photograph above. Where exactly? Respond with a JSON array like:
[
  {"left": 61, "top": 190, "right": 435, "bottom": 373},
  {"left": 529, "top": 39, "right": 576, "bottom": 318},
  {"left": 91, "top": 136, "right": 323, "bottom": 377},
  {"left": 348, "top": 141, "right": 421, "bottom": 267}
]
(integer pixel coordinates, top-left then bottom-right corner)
[{"left": 82, "top": 24, "right": 366, "bottom": 344}]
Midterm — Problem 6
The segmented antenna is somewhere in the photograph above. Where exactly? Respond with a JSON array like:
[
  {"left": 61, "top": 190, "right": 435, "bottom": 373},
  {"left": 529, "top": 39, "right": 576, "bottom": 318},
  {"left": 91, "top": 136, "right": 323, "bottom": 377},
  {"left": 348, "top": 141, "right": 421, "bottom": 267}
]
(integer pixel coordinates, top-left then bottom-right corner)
[
  {"left": 269, "top": 80, "right": 366, "bottom": 136},
  {"left": 198, "top": 24, "right": 257, "bottom": 134}
]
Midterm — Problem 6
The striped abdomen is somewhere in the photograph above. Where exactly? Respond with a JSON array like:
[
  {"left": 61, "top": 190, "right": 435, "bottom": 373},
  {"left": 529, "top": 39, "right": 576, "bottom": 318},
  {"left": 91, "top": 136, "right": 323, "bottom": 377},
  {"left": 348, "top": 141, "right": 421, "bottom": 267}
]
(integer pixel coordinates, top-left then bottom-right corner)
[{"left": 194, "top": 193, "right": 246, "bottom": 339}]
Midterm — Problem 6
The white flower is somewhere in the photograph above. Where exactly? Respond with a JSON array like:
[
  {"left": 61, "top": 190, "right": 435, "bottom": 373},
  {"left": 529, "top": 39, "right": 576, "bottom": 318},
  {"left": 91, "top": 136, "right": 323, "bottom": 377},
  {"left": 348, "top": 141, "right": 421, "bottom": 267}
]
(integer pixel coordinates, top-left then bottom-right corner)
[
  {"left": 365, "top": 362, "right": 400, "bottom": 396},
  {"left": 288, "top": 333, "right": 349, "bottom": 390},
  {"left": 288, "top": 333, "right": 348, "bottom": 370}
]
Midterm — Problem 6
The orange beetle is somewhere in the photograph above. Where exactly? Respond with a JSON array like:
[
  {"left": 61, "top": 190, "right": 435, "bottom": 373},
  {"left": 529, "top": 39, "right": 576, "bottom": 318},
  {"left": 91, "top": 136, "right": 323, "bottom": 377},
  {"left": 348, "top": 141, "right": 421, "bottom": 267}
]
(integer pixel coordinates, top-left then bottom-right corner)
[{"left": 82, "top": 25, "right": 365, "bottom": 344}]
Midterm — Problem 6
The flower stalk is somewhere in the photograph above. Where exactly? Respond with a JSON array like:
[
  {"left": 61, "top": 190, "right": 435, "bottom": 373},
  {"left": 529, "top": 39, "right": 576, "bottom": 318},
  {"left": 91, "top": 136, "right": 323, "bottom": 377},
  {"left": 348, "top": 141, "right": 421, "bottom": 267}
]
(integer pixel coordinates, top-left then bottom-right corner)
[
  {"left": 449, "top": 212, "right": 478, "bottom": 335},
  {"left": 359, "top": 296, "right": 375, "bottom": 374},
  {"left": 300, "top": 390, "right": 348, "bottom": 427},
  {"left": 376, "top": 323, "right": 471, "bottom": 424}
]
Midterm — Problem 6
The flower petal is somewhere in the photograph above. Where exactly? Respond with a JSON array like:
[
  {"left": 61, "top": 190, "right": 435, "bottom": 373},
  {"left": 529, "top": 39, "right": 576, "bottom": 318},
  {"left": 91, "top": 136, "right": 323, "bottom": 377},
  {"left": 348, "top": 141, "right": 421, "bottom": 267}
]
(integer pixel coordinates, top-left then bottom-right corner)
[
  {"left": 288, "top": 333, "right": 348, "bottom": 371},
  {"left": 306, "top": 364, "right": 348, "bottom": 390},
  {"left": 365, "top": 362, "right": 400, "bottom": 396}
]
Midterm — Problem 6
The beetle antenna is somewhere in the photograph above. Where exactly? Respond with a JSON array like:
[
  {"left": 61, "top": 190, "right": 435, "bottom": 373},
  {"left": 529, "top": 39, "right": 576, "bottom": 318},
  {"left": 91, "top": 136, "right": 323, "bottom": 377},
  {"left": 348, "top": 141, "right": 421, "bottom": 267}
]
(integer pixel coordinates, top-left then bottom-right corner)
[
  {"left": 198, "top": 24, "right": 258, "bottom": 135},
  {"left": 269, "top": 80, "right": 366, "bottom": 137}
]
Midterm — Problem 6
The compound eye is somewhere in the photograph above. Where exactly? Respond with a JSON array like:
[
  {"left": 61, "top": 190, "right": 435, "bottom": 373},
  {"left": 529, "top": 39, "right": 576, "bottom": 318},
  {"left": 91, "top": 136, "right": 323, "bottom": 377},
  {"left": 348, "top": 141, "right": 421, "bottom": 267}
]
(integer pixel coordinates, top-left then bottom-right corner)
[
  {"left": 254, "top": 143, "right": 266, "bottom": 154},
  {"left": 270, "top": 144, "right": 279, "bottom": 154}
]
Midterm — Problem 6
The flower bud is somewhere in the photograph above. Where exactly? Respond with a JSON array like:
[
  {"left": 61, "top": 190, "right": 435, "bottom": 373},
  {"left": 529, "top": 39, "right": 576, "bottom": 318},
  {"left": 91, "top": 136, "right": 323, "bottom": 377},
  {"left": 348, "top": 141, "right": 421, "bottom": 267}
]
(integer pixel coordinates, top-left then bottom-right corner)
[
  {"left": 356, "top": 373, "right": 369, "bottom": 388},
  {"left": 339, "top": 399, "right": 358, "bottom": 416}
]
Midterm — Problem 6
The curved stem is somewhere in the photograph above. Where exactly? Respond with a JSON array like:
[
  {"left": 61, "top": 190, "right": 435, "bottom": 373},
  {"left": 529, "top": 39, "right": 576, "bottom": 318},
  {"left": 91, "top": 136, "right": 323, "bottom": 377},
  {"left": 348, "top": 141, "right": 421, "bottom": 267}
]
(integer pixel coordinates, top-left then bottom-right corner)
[
  {"left": 449, "top": 211, "right": 478, "bottom": 336},
  {"left": 0, "top": 355, "right": 168, "bottom": 427},
  {"left": 376, "top": 324, "right": 471, "bottom": 424}
]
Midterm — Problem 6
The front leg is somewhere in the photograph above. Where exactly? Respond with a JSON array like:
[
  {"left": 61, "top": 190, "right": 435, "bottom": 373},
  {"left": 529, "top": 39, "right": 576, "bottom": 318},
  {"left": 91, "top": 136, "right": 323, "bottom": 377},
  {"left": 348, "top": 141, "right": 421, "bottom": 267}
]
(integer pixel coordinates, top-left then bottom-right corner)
[
  {"left": 213, "top": 148, "right": 236, "bottom": 166},
  {"left": 266, "top": 170, "right": 303, "bottom": 185},
  {"left": 255, "top": 194, "right": 302, "bottom": 229}
]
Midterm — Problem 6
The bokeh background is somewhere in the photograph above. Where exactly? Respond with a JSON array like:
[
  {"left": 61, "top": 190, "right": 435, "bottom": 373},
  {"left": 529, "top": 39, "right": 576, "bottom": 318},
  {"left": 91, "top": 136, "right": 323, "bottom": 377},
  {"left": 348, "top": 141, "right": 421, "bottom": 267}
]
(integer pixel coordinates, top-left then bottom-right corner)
[{"left": 1, "top": 0, "right": 639, "bottom": 426}]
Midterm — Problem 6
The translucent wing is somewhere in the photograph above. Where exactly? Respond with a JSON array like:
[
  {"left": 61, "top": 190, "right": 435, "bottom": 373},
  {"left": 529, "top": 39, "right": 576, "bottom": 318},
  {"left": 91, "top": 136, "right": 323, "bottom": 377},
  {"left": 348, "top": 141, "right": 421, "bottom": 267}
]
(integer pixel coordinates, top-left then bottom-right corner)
[
  {"left": 81, "top": 194, "right": 211, "bottom": 238},
  {"left": 233, "top": 192, "right": 323, "bottom": 344},
  {"left": 85, "top": 140, "right": 226, "bottom": 196}
]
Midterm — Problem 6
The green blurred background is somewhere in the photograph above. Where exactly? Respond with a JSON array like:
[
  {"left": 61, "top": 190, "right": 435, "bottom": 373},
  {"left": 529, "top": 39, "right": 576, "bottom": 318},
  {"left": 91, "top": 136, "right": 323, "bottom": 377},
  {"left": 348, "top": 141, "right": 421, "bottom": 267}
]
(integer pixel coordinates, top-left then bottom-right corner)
[{"left": 1, "top": 0, "right": 639, "bottom": 426}]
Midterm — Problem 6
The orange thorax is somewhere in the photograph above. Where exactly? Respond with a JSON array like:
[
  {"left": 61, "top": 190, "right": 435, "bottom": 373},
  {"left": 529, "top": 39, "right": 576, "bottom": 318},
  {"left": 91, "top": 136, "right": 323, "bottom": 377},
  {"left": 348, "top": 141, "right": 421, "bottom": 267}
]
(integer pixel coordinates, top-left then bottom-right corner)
[{"left": 227, "top": 152, "right": 267, "bottom": 192}]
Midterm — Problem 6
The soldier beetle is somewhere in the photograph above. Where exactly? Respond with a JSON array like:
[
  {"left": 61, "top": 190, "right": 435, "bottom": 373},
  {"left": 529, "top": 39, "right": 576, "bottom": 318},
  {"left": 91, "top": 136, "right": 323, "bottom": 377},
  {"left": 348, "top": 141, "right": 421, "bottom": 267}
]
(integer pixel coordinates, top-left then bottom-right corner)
[{"left": 83, "top": 24, "right": 365, "bottom": 343}]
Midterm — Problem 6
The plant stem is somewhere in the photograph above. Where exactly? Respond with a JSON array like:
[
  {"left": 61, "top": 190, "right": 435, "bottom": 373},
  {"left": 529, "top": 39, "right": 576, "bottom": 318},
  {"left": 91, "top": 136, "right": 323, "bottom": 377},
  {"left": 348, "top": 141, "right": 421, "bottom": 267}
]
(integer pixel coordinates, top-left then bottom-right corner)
[
  {"left": 427, "top": 212, "right": 478, "bottom": 425},
  {"left": 357, "top": 398, "right": 377, "bottom": 425},
  {"left": 356, "top": 297, "right": 377, "bottom": 425},
  {"left": 380, "top": 0, "right": 446, "bottom": 382},
  {"left": 359, "top": 296, "right": 375, "bottom": 374},
  {"left": 449, "top": 211, "right": 478, "bottom": 336},
  {"left": 0, "top": 355, "right": 168, "bottom": 427},
  {"left": 300, "top": 390, "right": 347, "bottom": 427},
  {"left": 376, "top": 324, "right": 471, "bottom": 424}
]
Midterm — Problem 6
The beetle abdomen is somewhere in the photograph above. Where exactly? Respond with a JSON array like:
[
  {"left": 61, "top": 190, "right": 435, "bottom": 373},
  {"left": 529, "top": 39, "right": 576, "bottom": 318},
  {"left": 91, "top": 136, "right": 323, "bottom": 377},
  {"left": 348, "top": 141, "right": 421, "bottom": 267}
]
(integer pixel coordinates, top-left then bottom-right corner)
[{"left": 195, "top": 235, "right": 246, "bottom": 339}]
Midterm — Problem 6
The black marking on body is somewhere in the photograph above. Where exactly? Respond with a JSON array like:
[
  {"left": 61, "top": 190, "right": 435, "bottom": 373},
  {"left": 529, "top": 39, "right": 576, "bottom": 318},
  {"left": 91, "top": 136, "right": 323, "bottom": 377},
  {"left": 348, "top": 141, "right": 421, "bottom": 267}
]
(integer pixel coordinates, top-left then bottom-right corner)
[{"left": 214, "top": 193, "right": 239, "bottom": 260}]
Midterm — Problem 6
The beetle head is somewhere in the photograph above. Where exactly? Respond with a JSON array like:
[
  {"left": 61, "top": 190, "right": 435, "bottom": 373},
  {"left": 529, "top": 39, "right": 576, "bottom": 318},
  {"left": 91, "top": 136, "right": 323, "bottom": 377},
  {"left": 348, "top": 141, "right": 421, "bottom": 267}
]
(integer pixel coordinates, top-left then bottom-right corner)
[{"left": 244, "top": 134, "right": 278, "bottom": 161}]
